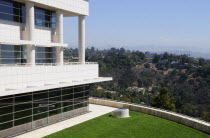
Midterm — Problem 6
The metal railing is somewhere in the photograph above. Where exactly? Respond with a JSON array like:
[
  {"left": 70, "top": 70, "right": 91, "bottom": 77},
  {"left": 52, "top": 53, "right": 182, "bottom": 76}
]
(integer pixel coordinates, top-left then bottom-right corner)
[{"left": 90, "top": 97, "right": 210, "bottom": 125}]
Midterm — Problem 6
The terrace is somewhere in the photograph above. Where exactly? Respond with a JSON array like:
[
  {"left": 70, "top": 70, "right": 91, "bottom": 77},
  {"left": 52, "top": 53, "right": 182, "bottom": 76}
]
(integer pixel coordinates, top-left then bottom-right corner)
[{"left": 15, "top": 102, "right": 210, "bottom": 138}]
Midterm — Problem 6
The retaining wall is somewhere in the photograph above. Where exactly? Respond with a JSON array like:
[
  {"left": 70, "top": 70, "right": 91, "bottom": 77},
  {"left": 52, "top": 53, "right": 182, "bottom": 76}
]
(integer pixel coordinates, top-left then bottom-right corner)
[{"left": 89, "top": 98, "right": 210, "bottom": 134}]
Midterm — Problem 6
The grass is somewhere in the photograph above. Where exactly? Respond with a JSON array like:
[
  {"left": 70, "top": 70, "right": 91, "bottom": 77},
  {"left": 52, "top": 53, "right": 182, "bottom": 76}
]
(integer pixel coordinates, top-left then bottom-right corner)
[{"left": 45, "top": 111, "right": 210, "bottom": 138}]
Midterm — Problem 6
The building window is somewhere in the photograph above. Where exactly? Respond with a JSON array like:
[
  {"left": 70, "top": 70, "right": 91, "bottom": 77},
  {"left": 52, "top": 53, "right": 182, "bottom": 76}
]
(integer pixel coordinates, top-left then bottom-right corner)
[
  {"left": 35, "top": 47, "right": 56, "bottom": 64},
  {"left": 0, "top": 85, "right": 89, "bottom": 132},
  {"left": 0, "top": 44, "right": 27, "bottom": 65},
  {"left": 0, "top": 0, "right": 26, "bottom": 23},
  {"left": 35, "top": 7, "right": 56, "bottom": 28}
]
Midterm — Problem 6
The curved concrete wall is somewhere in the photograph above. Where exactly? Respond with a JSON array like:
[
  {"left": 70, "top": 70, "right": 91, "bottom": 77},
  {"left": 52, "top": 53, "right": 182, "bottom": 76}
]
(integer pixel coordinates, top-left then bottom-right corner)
[{"left": 89, "top": 98, "right": 210, "bottom": 134}]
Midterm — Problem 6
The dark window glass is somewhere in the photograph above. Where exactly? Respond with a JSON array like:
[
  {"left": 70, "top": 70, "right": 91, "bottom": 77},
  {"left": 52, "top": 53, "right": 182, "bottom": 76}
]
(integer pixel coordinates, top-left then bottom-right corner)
[
  {"left": 33, "top": 112, "right": 48, "bottom": 121},
  {"left": 62, "top": 94, "right": 73, "bottom": 101},
  {"left": 0, "top": 106, "right": 13, "bottom": 115},
  {"left": 33, "top": 91, "right": 48, "bottom": 101},
  {"left": 0, "top": 96, "right": 13, "bottom": 108},
  {"left": 33, "top": 99, "right": 48, "bottom": 108},
  {"left": 15, "top": 109, "right": 32, "bottom": 119},
  {"left": 33, "top": 106, "right": 48, "bottom": 115},
  {"left": 0, "top": 121, "right": 13, "bottom": 131},
  {"left": 35, "top": 7, "right": 56, "bottom": 28},
  {"left": 49, "top": 109, "right": 61, "bottom": 116},
  {"left": 74, "top": 86, "right": 84, "bottom": 92},
  {"left": 49, "top": 103, "right": 61, "bottom": 111},
  {"left": 62, "top": 106, "right": 73, "bottom": 113},
  {"left": 0, "top": 45, "right": 27, "bottom": 64},
  {"left": 74, "top": 92, "right": 84, "bottom": 99},
  {"left": 74, "top": 103, "right": 84, "bottom": 109},
  {"left": 0, "top": 113, "right": 13, "bottom": 124},
  {"left": 49, "top": 97, "right": 61, "bottom": 104},
  {"left": 14, "top": 117, "right": 32, "bottom": 126},
  {"left": 49, "top": 89, "right": 61, "bottom": 98},
  {"left": 62, "top": 100, "right": 73, "bottom": 107},
  {"left": 15, "top": 103, "right": 32, "bottom": 112},
  {"left": 85, "top": 91, "right": 89, "bottom": 97},
  {"left": 62, "top": 87, "right": 73, "bottom": 95},
  {"left": 74, "top": 97, "right": 84, "bottom": 105},
  {"left": 35, "top": 47, "right": 56, "bottom": 64},
  {"left": 0, "top": 0, "right": 26, "bottom": 23},
  {"left": 84, "top": 96, "right": 88, "bottom": 102},
  {"left": 15, "top": 94, "right": 32, "bottom": 103},
  {"left": 85, "top": 85, "right": 90, "bottom": 91}
]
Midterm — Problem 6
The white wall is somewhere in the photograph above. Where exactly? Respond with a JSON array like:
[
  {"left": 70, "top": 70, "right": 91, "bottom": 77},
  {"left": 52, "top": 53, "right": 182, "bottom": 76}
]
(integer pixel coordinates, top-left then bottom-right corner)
[
  {"left": 34, "top": 26, "right": 54, "bottom": 43},
  {"left": 26, "top": 0, "right": 89, "bottom": 16},
  {"left": 0, "top": 64, "right": 99, "bottom": 92},
  {"left": 0, "top": 20, "right": 24, "bottom": 43}
]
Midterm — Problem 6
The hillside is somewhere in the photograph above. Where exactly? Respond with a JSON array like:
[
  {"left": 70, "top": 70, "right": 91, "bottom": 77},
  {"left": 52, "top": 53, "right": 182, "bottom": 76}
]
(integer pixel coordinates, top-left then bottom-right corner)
[{"left": 64, "top": 47, "right": 210, "bottom": 122}]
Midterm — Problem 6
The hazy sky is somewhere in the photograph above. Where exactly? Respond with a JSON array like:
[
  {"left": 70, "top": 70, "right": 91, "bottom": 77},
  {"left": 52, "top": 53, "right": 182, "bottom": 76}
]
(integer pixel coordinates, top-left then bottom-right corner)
[{"left": 64, "top": 0, "right": 210, "bottom": 52}]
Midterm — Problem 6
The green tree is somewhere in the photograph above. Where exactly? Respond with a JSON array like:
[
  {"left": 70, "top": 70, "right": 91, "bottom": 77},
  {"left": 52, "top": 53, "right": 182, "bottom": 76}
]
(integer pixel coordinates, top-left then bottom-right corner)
[
  {"left": 201, "top": 112, "right": 210, "bottom": 122},
  {"left": 151, "top": 88, "right": 176, "bottom": 111}
]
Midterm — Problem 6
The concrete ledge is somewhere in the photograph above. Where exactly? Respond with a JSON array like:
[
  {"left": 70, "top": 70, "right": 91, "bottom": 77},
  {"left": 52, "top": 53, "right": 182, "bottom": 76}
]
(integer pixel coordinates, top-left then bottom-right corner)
[{"left": 89, "top": 98, "right": 210, "bottom": 134}]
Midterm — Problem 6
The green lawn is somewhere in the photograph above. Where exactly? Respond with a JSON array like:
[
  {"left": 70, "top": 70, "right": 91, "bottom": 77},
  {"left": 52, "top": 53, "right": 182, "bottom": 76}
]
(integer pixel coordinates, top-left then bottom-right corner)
[{"left": 45, "top": 111, "right": 210, "bottom": 138}]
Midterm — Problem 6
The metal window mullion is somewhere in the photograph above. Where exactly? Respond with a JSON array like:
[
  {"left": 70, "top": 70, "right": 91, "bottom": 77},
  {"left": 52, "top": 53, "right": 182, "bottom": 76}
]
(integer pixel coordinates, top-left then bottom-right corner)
[
  {"left": 47, "top": 90, "right": 49, "bottom": 122},
  {"left": 32, "top": 91, "right": 34, "bottom": 123},
  {"left": 73, "top": 86, "right": 75, "bottom": 110},
  {"left": 13, "top": 95, "right": 15, "bottom": 127}
]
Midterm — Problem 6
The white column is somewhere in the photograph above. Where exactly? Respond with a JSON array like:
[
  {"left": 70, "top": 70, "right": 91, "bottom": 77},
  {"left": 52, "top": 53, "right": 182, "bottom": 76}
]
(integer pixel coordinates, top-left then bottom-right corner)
[
  {"left": 56, "top": 10, "right": 64, "bottom": 65},
  {"left": 26, "top": 2, "right": 35, "bottom": 66},
  {"left": 56, "top": 47, "right": 64, "bottom": 65},
  {"left": 78, "top": 16, "right": 86, "bottom": 64},
  {"left": 56, "top": 10, "right": 64, "bottom": 43},
  {"left": 27, "top": 45, "right": 35, "bottom": 66}
]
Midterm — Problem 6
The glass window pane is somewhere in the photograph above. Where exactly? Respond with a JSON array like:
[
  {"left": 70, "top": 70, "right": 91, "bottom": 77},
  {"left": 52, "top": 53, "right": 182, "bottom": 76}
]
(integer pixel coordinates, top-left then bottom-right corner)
[
  {"left": 49, "top": 103, "right": 61, "bottom": 111},
  {"left": 74, "top": 103, "right": 84, "bottom": 109},
  {"left": 62, "top": 106, "right": 73, "bottom": 113},
  {"left": 62, "top": 100, "right": 73, "bottom": 107},
  {"left": 62, "top": 94, "right": 73, "bottom": 101},
  {"left": 49, "top": 109, "right": 61, "bottom": 116},
  {"left": 0, "top": 106, "right": 13, "bottom": 115},
  {"left": 33, "top": 112, "right": 48, "bottom": 121},
  {"left": 49, "top": 97, "right": 61, "bottom": 104},
  {"left": 15, "top": 94, "right": 32, "bottom": 103},
  {"left": 33, "top": 99, "right": 48, "bottom": 108},
  {"left": 74, "top": 92, "right": 84, "bottom": 99},
  {"left": 0, "top": 96, "right": 13, "bottom": 108},
  {"left": 0, "top": 121, "right": 13, "bottom": 131},
  {"left": 33, "top": 106, "right": 48, "bottom": 115},
  {"left": 0, "top": 113, "right": 13, "bottom": 124},
  {"left": 85, "top": 91, "right": 89, "bottom": 97},
  {"left": 49, "top": 89, "right": 61, "bottom": 98},
  {"left": 74, "top": 97, "right": 84, "bottom": 105},
  {"left": 15, "top": 109, "right": 32, "bottom": 119},
  {"left": 0, "top": 0, "right": 25, "bottom": 23},
  {"left": 33, "top": 91, "right": 48, "bottom": 101},
  {"left": 15, "top": 103, "right": 32, "bottom": 112},
  {"left": 14, "top": 117, "right": 32, "bottom": 126},
  {"left": 62, "top": 87, "right": 73, "bottom": 95},
  {"left": 74, "top": 86, "right": 84, "bottom": 93},
  {"left": 85, "top": 85, "right": 90, "bottom": 91}
]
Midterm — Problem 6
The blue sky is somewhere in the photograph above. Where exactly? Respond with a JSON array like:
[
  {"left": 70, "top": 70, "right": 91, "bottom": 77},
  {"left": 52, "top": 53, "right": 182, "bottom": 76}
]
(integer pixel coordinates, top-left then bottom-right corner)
[{"left": 64, "top": 0, "right": 210, "bottom": 53}]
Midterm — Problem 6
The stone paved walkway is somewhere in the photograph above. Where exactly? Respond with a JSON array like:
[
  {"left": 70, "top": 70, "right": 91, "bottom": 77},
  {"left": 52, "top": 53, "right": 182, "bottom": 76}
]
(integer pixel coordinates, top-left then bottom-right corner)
[{"left": 15, "top": 104, "right": 117, "bottom": 138}]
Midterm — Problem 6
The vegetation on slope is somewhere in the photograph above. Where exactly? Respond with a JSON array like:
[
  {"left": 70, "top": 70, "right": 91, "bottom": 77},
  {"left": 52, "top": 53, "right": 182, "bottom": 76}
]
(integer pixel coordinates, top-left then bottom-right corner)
[
  {"left": 45, "top": 111, "right": 209, "bottom": 138},
  {"left": 64, "top": 47, "right": 210, "bottom": 122}
]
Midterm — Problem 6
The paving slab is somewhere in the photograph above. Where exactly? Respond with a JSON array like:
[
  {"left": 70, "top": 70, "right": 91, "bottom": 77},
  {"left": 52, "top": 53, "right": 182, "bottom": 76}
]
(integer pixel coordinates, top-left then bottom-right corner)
[{"left": 15, "top": 104, "right": 117, "bottom": 138}]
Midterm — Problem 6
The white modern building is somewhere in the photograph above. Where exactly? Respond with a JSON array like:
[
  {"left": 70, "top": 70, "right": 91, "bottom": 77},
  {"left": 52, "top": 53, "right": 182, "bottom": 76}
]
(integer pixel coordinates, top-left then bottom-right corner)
[{"left": 0, "top": 0, "right": 112, "bottom": 137}]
